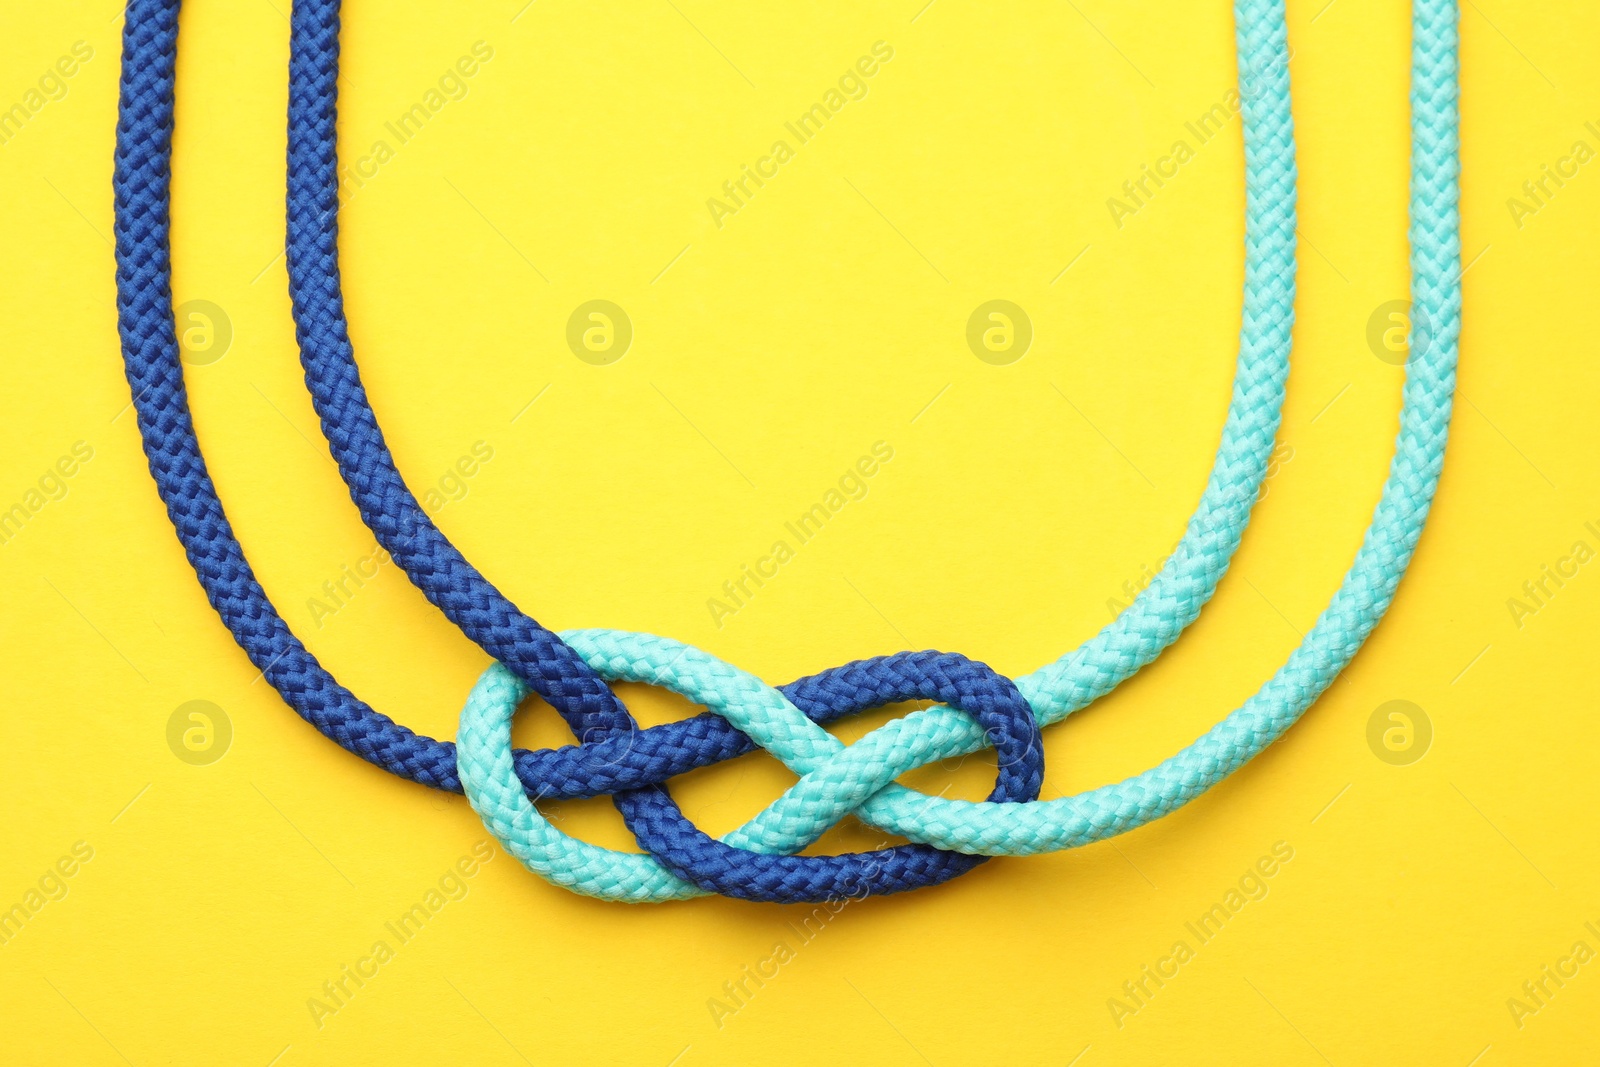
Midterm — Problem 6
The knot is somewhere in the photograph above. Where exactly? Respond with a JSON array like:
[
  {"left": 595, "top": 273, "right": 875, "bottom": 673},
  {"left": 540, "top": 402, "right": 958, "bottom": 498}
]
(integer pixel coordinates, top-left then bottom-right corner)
[
  {"left": 117, "top": 0, "right": 1460, "bottom": 905},
  {"left": 457, "top": 633, "right": 1044, "bottom": 903}
]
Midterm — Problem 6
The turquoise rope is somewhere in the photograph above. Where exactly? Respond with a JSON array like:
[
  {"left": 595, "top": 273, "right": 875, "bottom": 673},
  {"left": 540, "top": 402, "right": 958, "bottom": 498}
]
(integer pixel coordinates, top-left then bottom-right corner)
[
  {"left": 460, "top": 632, "right": 997, "bottom": 901},
  {"left": 458, "top": 0, "right": 1458, "bottom": 896}
]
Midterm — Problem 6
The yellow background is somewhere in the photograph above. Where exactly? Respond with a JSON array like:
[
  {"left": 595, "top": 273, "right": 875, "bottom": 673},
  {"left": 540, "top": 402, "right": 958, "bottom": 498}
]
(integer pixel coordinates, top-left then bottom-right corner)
[{"left": 3, "top": 1, "right": 1597, "bottom": 1063}]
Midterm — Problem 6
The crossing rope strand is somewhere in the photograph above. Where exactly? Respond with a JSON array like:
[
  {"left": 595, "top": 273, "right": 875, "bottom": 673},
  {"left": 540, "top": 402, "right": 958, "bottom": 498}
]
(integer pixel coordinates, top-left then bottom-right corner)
[
  {"left": 461, "top": 0, "right": 1456, "bottom": 878},
  {"left": 112, "top": 0, "right": 1458, "bottom": 903},
  {"left": 280, "top": 0, "right": 1292, "bottom": 825},
  {"left": 283, "top": 0, "right": 1306, "bottom": 898}
]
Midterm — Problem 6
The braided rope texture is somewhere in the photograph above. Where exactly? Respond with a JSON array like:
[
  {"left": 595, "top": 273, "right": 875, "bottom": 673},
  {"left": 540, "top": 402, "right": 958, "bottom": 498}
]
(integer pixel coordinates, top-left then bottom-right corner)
[
  {"left": 710, "top": 0, "right": 1459, "bottom": 857},
  {"left": 289, "top": 0, "right": 1294, "bottom": 808},
  {"left": 112, "top": 0, "right": 1459, "bottom": 902},
  {"left": 461, "top": 640, "right": 1047, "bottom": 902},
  {"left": 287, "top": 0, "right": 1301, "bottom": 897},
  {"left": 115, "top": 0, "right": 1055, "bottom": 904},
  {"left": 462, "top": 0, "right": 1456, "bottom": 871},
  {"left": 121, "top": 0, "right": 1294, "bottom": 902}
]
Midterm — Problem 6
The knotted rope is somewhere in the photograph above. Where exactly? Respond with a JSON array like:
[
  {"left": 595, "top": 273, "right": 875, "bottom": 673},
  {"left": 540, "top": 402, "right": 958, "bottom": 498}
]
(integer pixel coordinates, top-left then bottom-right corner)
[{"left": 114, "top": 0, "right": 1457, "bottom": 903}]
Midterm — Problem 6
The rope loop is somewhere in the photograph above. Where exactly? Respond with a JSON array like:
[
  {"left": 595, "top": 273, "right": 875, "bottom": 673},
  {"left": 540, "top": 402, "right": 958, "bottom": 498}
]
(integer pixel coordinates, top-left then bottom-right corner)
[
  {"left": 113, "top": 0, "right": 1459, "bottom": 903},
  {"left": 459, "top": 635, "right": 1044, "bottom": 902}
]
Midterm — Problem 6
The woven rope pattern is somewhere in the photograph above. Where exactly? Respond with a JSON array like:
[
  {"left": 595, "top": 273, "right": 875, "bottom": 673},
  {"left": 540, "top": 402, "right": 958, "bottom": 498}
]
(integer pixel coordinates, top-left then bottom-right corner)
[
  {"left": 461, "top": 638, "right": 1046, "bottom": 902},
  {"left": 285, "top": 0, "right": 1295, "bottom": 809},
  {"left": 462, "top": 0, "right": 1456, "bottom": 870},
  {"left": 112, "top": 0, "right": 1459, "bottom": 902},
  {"left": 289, "top": 0, "right": 1305, "bottom": 896},
  {"left": 118, "top": 0, "right": 1295, "bottom": 900},
  {"left": 742, "top": 0, "right": 1458, "bottom": 855},
  {"left": 116, "top": 0, "right": 1049, "bottom": 903}
]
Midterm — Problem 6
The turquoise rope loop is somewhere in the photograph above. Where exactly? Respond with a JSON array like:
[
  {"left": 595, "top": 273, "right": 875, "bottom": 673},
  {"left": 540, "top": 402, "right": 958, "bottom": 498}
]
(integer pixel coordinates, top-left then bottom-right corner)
[
  {"left": 461, "top": 632, "right": 1040, "bottom": 902},
  {"left": 457, "top": 0, "right": 1458, "bottom": 890}
]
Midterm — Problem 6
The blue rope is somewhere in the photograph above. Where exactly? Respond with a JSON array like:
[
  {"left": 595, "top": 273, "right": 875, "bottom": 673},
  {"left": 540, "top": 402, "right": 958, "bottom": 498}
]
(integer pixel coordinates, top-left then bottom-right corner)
[
  {"left": 114, "top": 0, "right": 1458, "bottom": 903},
  {"left": 277, "top": 0, "right": 1304, "bottom": 897},
  {"left": 115, "top": 0, "right": 1298, "bottom": 902},
  {"left": 285, "top": 0, "right": 1459, "bottom": 874},
  {"left": 115, "top": 0, "right": 1052, "bottom": 904}
]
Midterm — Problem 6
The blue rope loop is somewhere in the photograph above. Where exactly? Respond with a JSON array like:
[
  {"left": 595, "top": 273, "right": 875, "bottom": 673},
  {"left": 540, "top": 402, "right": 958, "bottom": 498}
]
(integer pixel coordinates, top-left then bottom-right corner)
[
  {"left": 114, "top": 0, "right": 1051, "bottom": 903},
  {"left": 115, "top": 0, "right": 1457, "bottom": 900},
  {"left": 585, "top": 648, "right": 1047, "bottom": 902},
  {"left": 273, "top": 0, "right": 1298, "bottom": 882}
]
